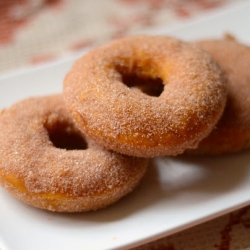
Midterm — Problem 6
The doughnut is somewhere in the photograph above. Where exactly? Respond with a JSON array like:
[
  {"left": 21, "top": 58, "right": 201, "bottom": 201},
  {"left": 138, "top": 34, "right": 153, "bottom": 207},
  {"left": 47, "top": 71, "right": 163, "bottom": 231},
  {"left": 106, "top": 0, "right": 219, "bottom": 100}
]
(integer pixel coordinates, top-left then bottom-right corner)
[
  {"left": 0, "top": 95, "right": 148, "bottom": 212},
  {"left": 63, "top": 35, "right": 227, "bottom": 157},
  {"left": 187, "top": 37, "right": 250, "bottom": 155}
]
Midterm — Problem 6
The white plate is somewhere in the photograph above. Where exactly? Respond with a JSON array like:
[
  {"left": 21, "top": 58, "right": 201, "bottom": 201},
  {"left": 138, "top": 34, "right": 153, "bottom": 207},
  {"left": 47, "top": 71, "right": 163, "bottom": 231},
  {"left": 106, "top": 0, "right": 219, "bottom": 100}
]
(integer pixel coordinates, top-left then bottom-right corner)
[{"left": 1, "top": 1, "right": 250, "bottom": 249}]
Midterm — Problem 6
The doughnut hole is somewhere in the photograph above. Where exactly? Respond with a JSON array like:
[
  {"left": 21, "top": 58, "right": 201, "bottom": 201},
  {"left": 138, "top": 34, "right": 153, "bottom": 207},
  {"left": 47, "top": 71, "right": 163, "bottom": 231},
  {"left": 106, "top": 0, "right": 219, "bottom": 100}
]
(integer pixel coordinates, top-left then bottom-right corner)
[
  {"left": 115, "top": 59, "right": 164, "bottom": 97},
  {"left": 122, "top": 73, "right": 164, "bottom": 97},
  {"left": 45, "top": 118, "right": 88, "bottom": 150}
]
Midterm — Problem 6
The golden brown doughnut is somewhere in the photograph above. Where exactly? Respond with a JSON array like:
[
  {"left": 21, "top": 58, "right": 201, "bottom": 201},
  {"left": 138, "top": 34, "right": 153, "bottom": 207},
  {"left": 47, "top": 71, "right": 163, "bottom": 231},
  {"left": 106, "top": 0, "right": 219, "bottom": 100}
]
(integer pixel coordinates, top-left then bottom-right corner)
[
  {"left": 0, "top": 95, "right": 148, "bottom": 212},
  {"left": 187, "top": 37, "right": 250, "bottom": 155},
  {"left": 63, "top": 35, "right": 227, "bottom": 157}
]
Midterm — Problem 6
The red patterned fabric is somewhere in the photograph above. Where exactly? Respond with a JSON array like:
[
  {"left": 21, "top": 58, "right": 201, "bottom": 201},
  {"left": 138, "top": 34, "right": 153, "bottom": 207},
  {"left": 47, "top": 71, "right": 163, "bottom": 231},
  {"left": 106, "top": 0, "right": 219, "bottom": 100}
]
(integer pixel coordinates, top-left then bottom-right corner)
[{"left": 0, "top": 0, "right": 237, "bottom": 73}]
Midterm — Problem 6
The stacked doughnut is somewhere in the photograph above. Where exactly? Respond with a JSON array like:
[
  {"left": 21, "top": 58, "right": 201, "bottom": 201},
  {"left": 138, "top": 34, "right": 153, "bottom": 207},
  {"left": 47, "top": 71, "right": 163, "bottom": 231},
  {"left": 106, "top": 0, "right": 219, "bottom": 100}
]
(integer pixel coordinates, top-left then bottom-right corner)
[
  {"left": 63, "top": 35, "right": 227, "bottom": 158},
  {"left": 0, "top": 35, "right": 248, "bottom": 213},
  {"left": 187, "top": 35, "right": 250, "bottom": 155}
]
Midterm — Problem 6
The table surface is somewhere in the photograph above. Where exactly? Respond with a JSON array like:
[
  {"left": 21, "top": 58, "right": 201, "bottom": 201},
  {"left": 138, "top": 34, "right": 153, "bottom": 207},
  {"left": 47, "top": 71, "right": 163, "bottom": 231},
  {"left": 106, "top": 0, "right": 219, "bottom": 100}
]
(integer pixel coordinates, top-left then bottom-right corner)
[{"left": 0, "top": 1, "right": 250, "bottom": 250}]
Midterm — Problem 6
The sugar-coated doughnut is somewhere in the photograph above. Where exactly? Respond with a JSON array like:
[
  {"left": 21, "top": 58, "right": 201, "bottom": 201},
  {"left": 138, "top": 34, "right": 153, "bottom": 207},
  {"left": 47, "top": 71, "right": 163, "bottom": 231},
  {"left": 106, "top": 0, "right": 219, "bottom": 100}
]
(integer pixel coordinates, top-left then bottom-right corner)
[
  {"left": 187, "top": 37, "right": 250, "bottom": 155},
  {"left": 63, "top": 35, "right": 227, "bottom": 157},
  {"left": 0, "top": 95, "right": 148, "bottom": 212}
]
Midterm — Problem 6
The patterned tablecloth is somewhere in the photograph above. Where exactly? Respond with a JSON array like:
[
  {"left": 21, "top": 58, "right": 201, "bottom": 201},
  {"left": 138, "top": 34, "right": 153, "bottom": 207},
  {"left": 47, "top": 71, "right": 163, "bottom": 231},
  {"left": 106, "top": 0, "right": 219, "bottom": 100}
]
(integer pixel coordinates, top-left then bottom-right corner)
[{"left": 0, "top": 1, "right": 250, "bottom": 250}]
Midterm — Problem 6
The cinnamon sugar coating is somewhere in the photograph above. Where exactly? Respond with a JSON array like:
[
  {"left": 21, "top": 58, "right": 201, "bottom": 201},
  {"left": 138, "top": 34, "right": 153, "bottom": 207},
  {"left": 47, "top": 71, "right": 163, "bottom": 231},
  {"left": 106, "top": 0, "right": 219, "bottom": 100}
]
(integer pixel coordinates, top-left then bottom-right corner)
[
  {"left": 187, "top": 38, "right": 250, "bottom": 155},
  {"left": 0, "top": 95, "right": 148, "bottom": 212},
  {"left": 63, "top": 35, "right": 227, "bottom": 157}
]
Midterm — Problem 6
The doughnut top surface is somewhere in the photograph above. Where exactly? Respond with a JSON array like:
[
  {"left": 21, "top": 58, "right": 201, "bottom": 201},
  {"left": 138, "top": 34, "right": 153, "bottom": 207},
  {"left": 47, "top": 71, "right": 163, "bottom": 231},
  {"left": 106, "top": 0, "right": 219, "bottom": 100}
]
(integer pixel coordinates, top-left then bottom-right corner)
[{"left": 0, "top": 95, "right": 148, "bottom": 212}]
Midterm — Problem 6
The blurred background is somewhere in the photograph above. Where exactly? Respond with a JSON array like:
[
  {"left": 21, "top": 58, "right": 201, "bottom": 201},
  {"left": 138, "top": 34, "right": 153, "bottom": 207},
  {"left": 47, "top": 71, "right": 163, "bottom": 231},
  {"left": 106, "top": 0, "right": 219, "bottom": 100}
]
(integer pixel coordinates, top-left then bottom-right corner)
[{"left": 0, "top": 0, "right": 239, "bottom": 74}]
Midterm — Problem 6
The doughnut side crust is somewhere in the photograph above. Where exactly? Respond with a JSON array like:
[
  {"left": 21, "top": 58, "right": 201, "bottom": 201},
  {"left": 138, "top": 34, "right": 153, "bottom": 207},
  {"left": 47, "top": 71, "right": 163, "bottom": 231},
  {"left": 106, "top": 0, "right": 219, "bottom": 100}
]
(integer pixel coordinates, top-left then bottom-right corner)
[
  {"left": 0, "top": 95, "right": 148, "bottom": 212},
  {"left": 63, "top": 35, "right": 227, "bottom": 157},
  {"left": 187, "top": 38, "right": 250, "bottom": 155}
]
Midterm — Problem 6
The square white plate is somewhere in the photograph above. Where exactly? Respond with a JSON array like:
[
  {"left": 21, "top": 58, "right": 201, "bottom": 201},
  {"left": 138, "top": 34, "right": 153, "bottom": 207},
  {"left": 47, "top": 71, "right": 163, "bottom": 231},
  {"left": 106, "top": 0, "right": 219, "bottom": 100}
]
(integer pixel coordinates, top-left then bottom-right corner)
[{"left": 1, "top": 1, "right": 250, "bottom": 249}]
